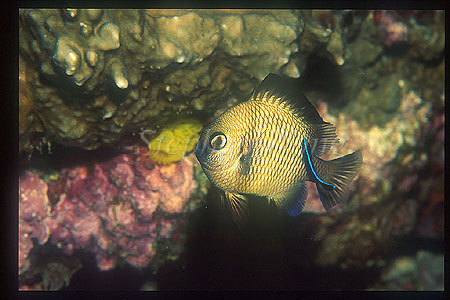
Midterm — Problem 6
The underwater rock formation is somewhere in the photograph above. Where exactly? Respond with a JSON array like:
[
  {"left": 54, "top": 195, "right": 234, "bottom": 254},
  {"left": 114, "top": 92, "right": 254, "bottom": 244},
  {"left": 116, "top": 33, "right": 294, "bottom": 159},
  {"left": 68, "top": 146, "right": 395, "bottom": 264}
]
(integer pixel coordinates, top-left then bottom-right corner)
[
  {"left": 19, "top": 9, "right": 303, "bottom": 150},
  {"left": 368, "top": 250, "right": 443, "bottom": 290},
  {"left": 19, "top": 148, "right": 205, "bottom": 289},
  {"left": 301, "top": 88, "right": 443, "bottom": 272},
  {"left": 19, "top": 55, "right": 37, "bottom": 137},
  {"left": 320, "top": 90, "right": 431, "bottom": 203},
  {"left": 18, "top": 9, "right": 444, "bottom": 152},
  {"left": 373, "top": 10, "right": 409, "bottom": 47},
  {"left": 304, "top": 88, "right": 430, "bottom": 212},
  {"left": 19, "top": 172, "right": 54, "bottom": 275},
  {"left": 19, "top": 244, "right": 82, "bottom": 291}
]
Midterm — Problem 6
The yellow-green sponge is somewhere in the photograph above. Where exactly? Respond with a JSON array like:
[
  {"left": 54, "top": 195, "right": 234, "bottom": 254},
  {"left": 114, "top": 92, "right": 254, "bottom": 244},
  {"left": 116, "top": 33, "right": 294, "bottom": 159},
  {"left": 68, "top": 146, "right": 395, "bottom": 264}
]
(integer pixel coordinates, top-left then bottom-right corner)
[{"left": 148, "top": 119, "right": 202, "bottom": 165}]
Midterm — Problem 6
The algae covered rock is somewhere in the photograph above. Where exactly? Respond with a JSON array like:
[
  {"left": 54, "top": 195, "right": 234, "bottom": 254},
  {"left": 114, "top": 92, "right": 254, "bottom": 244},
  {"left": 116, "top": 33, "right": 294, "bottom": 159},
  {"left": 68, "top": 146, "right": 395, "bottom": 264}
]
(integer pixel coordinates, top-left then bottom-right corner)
[
  {"left": 351, "top": 74, "right": 402, "bottom": 128},
  {"left": 369, "top": 250, "right": 444, "bottom": 290}
]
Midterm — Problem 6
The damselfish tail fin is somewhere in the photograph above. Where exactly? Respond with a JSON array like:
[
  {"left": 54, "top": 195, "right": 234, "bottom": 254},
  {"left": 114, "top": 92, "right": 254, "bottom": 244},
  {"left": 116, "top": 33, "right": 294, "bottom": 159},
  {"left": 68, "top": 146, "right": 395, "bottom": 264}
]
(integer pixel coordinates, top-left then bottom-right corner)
[{"left": 314, "top": 150, "right": 362, "bottom": 210}]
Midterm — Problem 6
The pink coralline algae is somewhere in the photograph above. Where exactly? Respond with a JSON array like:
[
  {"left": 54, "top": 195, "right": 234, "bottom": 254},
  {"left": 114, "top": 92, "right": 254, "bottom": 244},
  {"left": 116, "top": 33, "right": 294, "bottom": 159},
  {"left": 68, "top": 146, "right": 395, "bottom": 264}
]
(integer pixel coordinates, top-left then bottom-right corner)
[
  {"left": 19, "top": 172, "right": 56, "bottom": 275},
  {"left": 19, "top": 147, "right": 198, "bottom": 274},
  {"left": 373, "top": 10, "right": 409, "bottom": 47}
]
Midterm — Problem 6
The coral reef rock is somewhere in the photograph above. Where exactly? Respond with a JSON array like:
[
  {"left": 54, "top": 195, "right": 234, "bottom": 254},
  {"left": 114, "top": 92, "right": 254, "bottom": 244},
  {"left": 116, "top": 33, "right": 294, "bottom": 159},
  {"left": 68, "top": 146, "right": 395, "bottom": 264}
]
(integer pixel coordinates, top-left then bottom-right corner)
[
  {"left": 19, "top": 9, "right": 304, "bottom": 150},
  {"left": 19, "top": 172, "right": 55, "bottom": 275},
  {"left": 369, "top": 250, "right": 443, "bottom": 290},
  {"left": 19, "top": 148, "right": 206, "bottom": 289},
  {"left": 300, "top": 87, "right": 443, "bottom": 272}
]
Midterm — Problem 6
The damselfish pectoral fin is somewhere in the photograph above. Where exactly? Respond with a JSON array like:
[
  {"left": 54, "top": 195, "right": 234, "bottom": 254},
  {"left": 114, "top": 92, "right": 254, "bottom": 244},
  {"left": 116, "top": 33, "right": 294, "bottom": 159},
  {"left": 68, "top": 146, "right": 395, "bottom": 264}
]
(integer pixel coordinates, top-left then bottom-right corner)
[
  {"left": 219, "top": 193, "right": 226, "bottom": 207},
  {"left": 225, "top": 191, "right": 249, "bottom": 230}
]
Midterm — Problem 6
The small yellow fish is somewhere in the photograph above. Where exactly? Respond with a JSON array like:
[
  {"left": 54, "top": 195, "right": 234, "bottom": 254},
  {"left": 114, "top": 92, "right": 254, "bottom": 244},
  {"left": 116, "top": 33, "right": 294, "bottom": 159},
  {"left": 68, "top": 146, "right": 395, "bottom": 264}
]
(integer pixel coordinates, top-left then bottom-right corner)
[{"left": 195, "top": 73, "right": 362, "bottom": 228}]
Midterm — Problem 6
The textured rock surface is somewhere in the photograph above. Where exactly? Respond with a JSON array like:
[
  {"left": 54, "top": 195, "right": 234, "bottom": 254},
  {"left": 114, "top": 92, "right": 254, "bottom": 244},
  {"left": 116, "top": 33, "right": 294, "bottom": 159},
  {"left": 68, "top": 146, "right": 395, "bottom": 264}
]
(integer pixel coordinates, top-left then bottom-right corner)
[
  {"left": 299, "top": 88, "right": 443, "bottom": 278},
  {"left": 18, "top": 9, "right": 444, "bottom": 152},
  {"left": 19, "top": 172, "right": 54, "bottom": 275},
  {"left": 368, "top": 250, "right": 444, "bottom": 290},
  {"left": 18, "top": 149, "right": 207, "bottom": 289},
  {"left": 19, "top": 9, "right": 303, "bottom": 150},
  {"left": 304, "top": 88, "right": 431, "bottom": 213}
]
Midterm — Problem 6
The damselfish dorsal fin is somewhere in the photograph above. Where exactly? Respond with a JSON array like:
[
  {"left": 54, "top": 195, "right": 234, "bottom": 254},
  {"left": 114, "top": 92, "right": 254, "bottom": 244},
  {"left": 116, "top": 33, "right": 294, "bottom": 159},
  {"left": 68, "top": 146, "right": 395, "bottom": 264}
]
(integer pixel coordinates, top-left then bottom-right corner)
[
  {"left": 251, "top": 73, "right": 324, "bottom": 125},
  {"left": 311, "top": 123, "right": 339, "bottom": 157},
  {"left": 252, "top": 73, "right": 338, "bottom": 156}
]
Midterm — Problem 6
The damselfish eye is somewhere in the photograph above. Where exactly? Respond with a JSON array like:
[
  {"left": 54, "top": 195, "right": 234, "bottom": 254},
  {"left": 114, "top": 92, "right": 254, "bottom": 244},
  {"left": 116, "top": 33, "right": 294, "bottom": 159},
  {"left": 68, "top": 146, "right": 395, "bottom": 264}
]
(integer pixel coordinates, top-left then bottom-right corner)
[{"left": 210, "top": 132, "right": 227, "bottom": 150}]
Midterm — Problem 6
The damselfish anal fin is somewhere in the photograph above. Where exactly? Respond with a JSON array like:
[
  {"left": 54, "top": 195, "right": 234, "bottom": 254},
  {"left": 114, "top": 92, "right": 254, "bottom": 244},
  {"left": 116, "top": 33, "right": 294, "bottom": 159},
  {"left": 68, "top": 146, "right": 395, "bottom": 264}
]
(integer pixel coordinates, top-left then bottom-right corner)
[{"left": 225, "top": 191, "right": 249, "bottom": 231}]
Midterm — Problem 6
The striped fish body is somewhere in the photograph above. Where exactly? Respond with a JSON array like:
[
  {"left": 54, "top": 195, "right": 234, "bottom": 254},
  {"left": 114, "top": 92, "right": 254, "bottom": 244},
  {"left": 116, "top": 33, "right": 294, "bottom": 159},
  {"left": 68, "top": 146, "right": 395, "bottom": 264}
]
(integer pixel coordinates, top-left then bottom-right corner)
[
  {"left": 213, "top": 97, "right": 313, "bottom": 203},
  {"left": 195, "top": 73, "right": 362, "bottom": 228}
]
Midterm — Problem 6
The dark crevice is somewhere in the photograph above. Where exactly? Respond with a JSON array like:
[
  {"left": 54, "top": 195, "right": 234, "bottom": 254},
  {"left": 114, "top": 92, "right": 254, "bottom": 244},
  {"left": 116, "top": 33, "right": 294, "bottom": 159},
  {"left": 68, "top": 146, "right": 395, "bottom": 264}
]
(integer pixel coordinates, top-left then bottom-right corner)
[
  {"left": 19, "top": 141, "right": 126, "bottom": 176},
  {"left": 298, "top": 50, "right": 347, "bottom": 108},
  {"left": 63, "top": 249, "right": 152, "bottom": 290}
]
